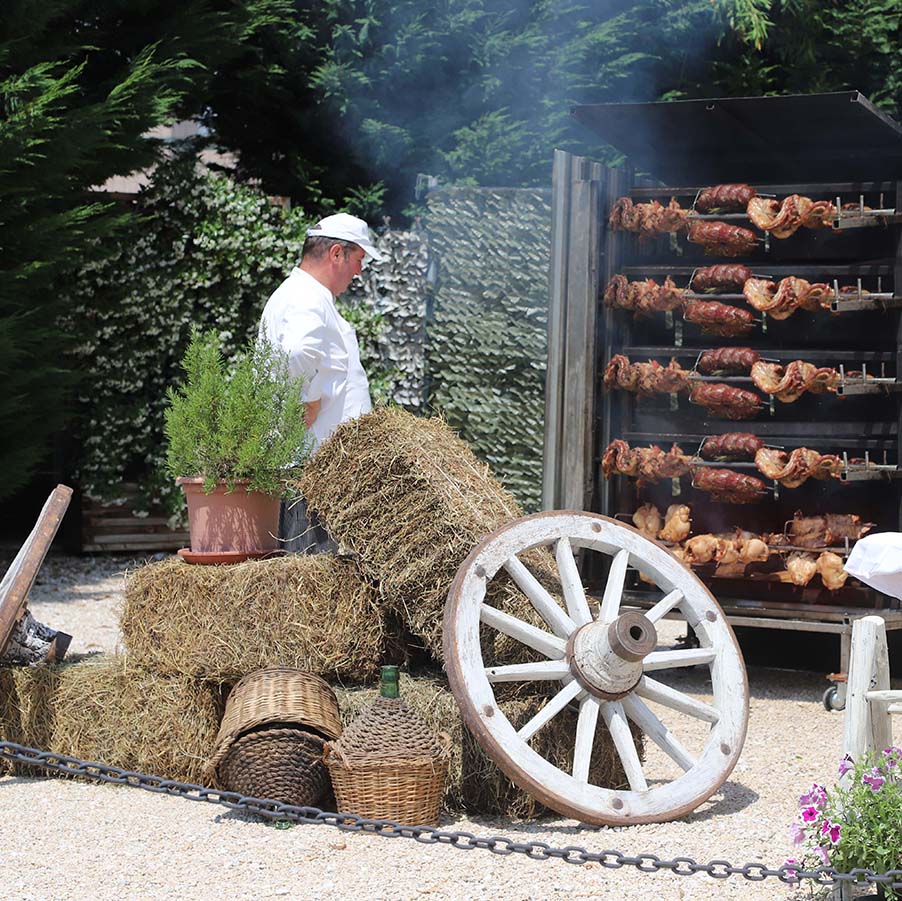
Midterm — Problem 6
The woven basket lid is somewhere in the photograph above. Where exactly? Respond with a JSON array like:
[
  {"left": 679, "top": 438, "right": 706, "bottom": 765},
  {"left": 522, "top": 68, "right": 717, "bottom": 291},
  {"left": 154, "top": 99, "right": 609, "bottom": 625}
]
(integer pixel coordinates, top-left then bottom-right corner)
[
  {"left": 206, "top": 667, "right": 342, "bottom": 779},
  {"left": 332, "top": 696, "right": 446, "bottom": 763}
]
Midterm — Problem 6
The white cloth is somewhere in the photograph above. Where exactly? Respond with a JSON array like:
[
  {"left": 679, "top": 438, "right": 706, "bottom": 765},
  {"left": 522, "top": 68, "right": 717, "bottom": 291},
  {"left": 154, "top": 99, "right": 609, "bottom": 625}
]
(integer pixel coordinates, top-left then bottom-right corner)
[
  {"left": 844, "top": 532, "right": 902, "bottom": 601},
  {"left": 258, "top": 267, "right": 371, "bottom": 448}
]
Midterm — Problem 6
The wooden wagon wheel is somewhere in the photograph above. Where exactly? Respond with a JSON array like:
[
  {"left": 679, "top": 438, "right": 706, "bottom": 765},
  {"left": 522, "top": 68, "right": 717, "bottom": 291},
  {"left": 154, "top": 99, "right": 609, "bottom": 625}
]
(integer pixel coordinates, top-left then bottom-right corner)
[{"left": 443, "top": 511, "right": 748, "bottom": 826}]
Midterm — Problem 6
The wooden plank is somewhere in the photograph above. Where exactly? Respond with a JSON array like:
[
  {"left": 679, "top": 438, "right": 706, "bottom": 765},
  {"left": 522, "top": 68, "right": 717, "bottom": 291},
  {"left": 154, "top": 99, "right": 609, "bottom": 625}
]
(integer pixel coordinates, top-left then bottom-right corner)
[
  {"left": 87, "top": 531, "right": 189, "bottom": 545},
  {"left": 0, "top": 485, "right": 73, "bottom": 655},
  {"left": 560, "top": 157, "right": 601, "bottom": 511},
  {"left": 84, "top": 515, "right": 175, "bottom": 528},
  {"left": 543, "top": 149, "right": 573, "bottom": 510},
  {"left": 81, "top": 539, "right": 187, "bottom": 552}
]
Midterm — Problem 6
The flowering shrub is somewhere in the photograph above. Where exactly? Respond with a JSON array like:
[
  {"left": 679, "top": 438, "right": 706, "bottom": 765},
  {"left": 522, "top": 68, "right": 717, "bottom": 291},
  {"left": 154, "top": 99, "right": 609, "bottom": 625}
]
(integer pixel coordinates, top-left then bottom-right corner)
[{"left": 788, "top": 746, "right": 902, "bottom": 897}]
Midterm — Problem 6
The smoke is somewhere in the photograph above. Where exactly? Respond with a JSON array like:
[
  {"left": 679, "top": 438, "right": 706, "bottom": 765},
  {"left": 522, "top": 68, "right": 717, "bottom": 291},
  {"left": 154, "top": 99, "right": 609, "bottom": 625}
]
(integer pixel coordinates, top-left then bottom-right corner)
[{"left": 313, "top": 0, "right": 735, "bottom": 211}]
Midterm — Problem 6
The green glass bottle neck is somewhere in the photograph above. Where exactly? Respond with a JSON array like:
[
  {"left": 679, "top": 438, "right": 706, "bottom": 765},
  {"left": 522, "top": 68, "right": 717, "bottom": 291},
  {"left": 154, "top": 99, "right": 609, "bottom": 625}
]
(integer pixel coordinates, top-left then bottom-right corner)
[{"left": 380, "top": 665, "right": 400, "bottom": 699}]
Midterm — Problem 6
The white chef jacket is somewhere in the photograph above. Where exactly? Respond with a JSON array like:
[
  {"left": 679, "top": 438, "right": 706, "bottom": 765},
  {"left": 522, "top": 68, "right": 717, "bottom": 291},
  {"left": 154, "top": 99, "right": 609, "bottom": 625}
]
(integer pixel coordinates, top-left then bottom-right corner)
[{"left": 258, "top": 268, "right": 372, "bottom": 449}]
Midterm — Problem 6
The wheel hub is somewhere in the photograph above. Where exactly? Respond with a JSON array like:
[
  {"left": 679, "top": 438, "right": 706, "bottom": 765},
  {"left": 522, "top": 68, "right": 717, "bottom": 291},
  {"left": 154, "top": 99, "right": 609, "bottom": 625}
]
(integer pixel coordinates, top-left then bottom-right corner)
[{"left": 567, "top": 612, "right": 657, "bottom": 700}]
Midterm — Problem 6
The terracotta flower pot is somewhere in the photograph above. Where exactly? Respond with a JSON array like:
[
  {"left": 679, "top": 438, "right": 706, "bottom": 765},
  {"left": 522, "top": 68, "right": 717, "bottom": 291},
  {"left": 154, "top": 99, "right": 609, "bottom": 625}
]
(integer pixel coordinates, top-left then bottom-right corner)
[{"left": 177, "top": 477, "right": 281, "bottom": 554}]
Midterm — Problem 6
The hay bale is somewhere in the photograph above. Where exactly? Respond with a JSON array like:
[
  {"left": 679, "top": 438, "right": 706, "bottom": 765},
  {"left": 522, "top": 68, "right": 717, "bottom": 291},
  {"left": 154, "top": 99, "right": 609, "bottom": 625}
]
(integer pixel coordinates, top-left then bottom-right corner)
[
  {"left": 334, "top": 674, "right": 643, "bottom": 819},
  {"left": 122, "top": 555, "right": 384, "bottom": 682},
  {"left": 298, "top": 407, "right": 556, "bottom": 661},
  {"left": 0, "top": 655, "right": 221, "bottom": 784}
]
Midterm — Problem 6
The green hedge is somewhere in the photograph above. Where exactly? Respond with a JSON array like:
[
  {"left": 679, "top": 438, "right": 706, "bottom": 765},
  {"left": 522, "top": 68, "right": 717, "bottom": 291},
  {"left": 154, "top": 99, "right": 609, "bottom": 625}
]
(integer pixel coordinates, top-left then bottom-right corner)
[{"left": 425, "top": 187, "right": 551, "bottom": 512}]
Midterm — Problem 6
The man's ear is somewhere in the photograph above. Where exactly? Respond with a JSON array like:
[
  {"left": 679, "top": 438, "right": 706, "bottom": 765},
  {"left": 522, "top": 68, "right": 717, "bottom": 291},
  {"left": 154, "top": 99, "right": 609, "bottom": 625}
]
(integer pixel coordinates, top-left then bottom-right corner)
[{"left": 329, "top": 243, "right": 343, "bottom": 263}]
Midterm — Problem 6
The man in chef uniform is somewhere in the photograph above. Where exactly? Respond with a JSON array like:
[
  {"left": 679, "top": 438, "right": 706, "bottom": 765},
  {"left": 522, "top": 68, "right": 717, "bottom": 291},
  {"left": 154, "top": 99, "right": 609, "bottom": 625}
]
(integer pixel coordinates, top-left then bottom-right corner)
[{"left": 259, "top": 213, "right": 383, "bottom": 551}]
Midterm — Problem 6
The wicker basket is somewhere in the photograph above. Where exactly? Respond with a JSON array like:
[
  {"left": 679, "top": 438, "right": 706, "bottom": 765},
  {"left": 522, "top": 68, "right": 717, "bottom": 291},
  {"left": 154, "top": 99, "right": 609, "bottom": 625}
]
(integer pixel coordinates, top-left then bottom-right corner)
[
  {"left": 323, "top": 695, "right": 450, "bottom": 825},
  {"left": 219, "top": 726, "right": 330, "bottom": 806},
  {"left": 205, "top": 667, "right": 342, "bottom": 805},
  {"left": 324, "top": 744, "right": 449, "bottom": 824}
]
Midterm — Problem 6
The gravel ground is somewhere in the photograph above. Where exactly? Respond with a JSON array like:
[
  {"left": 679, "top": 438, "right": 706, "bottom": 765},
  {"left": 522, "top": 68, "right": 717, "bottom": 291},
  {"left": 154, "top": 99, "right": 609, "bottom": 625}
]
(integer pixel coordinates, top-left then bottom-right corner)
[{"left": 1, "top": 550, "right": 894, "bottom": 901}]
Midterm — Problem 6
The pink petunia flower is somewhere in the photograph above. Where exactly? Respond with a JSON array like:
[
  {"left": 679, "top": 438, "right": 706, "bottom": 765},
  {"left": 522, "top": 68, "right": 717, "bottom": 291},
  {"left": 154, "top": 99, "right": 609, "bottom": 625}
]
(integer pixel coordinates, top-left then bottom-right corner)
[
  {"left": 789, "top": 822, "right": 806, "bottom": 845},
  {"left": 801, "top": 806, "right": 820, "bottom": 823},
  {"left": 813, "top": 846, "right": 830, "bottom": 866},
  {"left": 838, "top": 755, "right": 854, "bottom": 777},
  {"left": 799, "top": 784, "right": 828, "bottom": 808},
  {"left": 783, "top": 858, "right": 800, "bottom": 885},
  {"left": 820, "top": 820, "right": 841, "bottom": 844},
  {"left": 863, "top": 768, "right": 885, "bottom": 792}
]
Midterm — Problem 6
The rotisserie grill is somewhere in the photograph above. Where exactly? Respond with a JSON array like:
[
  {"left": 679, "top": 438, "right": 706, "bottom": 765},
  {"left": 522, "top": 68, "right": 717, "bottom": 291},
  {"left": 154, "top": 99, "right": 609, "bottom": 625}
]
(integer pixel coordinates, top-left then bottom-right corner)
[{"left": 545, "top": 92, "right": 902, "bottom": 693}]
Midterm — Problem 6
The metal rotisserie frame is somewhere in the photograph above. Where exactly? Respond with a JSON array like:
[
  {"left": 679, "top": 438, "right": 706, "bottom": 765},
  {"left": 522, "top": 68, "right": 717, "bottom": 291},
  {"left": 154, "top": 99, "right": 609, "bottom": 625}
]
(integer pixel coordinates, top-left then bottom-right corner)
[{"left": 543, "top": 93, "right": 902, "bottom": 698}]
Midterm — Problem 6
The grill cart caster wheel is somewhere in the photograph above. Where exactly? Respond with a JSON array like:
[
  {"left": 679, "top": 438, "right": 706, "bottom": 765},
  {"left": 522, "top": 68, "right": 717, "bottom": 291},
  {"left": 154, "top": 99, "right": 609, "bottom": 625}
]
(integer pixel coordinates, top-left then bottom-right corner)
[
  {"left": 443, "top": 511, "right": 749, "bottom": 826},
  {"left": 823, "top": 685, "right": 845, "bottom": 712}
]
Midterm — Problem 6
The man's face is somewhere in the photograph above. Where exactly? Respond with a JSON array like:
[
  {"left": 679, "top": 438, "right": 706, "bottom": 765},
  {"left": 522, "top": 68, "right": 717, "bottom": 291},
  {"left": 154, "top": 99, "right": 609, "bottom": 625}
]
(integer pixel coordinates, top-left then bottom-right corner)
[{"left": 334, "top": 245, "right": 366, "bottom": 294}]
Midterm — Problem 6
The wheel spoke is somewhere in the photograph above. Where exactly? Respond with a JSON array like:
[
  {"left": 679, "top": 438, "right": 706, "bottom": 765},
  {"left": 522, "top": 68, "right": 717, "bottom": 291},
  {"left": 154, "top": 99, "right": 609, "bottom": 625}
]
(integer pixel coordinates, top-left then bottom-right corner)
[
  {"left": 643, "top": 648, "right": 717, "bottom": 672},
  {"left": 485, "top": 660, "right": 571, "bottom": 683},
  {"left": 555, "top": 537, "right": 592, "bottom": 626},
  {"left": 517, "top": 680, "right": 583, "bottom": 742},
  {"left": 622, "top": 695, "right": 697, "bottom": 773},
  {"left": 572, "top": 695, "right": 600, "bottom": 783},
  {"left": 645, "top": 589, "right": 684, "bottom": 624},
  {"left": 600, "top": 700, "right": 647, "bottom": 791},
  {"left": 503, "top": 555, "right": 576, "bottom": 639},
  {"left": 480, "top": 604, "right": 567, "bottom": 659},
  {"left": 635, "top": 676, "right": 720, "bottom": 724},
  {"left": 598, "top": 549, "right": 629, "bottom": 623}
]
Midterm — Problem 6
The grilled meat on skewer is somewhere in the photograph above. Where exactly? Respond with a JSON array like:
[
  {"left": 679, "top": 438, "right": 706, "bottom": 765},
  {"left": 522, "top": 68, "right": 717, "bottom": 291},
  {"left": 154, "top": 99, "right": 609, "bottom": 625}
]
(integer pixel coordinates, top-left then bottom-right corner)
[
  {"left": 700, "top": 432, "right": 764, "bottom": 460},
  {"left": 786, "top": 551, "right": 818, "bottom": 586},
  {"left": 739, "top": 536, "right": 769, "bottom": 563},
  {"left": 697, "top": 347, "right": 761, "bottom": 375},
  {"left": 603, "top": 356, "right": 692, "bottom": 396},
  {"left": 754, "top": 447, "right": 844, "bottom": 488},
  {"left": 691, "top": 467, "right": 768, "bottom": 503},
  {"left": 683, "top": 300, "right": 756, "bottom": 337},
  {"left": 750, "top": 360, "right": 842, "bottom": 402},
  {"left": 747, "top": 195, "right": 836, "bottom": 238},
  {"left": 816, "top": 552, "right": 848, "bottom": 591},
  {"left": 744, "top": 277, "right": 835, "bottom": 319},
  {"left": 683, "top": 534, "right": 722, "bottom": 565},
  {"left": 601, "top": 439, "right": 639, "bottom": 478},
  {"left": 690, "top": 264, "right": 755, "bottom": 292},
  {"left": 603, "top": 354, "right": 639, "bottom": 392},
  {"left": 602, "top": 441, "right": 693, "bottom": 482},
  {"left": 659, "top": 504, "right": 692, "bottom": 543},
  {"left": 696, "top": 184, "right": 758, "bottom": 213},
  {"left": 609, "top": 197, "right": 689, "bottom": 236},
  {"left": 788, "top": 513, "right": 875, "bottom": 549},
  {"left": 632, "top": 503, "right": 663, "bottom": 539},
  {"left": 690, "top": 382, "right": 764, "bottom": 420},
  {"left": 603, "top": 275, "right": 686, "bottom": 315},
  {"left": 687, "top": 220, "right": 758, "bottom": 257}
]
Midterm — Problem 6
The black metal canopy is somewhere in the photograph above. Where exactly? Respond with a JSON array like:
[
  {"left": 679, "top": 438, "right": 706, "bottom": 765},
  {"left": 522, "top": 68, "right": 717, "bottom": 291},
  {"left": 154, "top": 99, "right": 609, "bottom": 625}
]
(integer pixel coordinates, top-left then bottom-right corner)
[{"left": 571, "top": 92, "right": 902, "bottom": 184}]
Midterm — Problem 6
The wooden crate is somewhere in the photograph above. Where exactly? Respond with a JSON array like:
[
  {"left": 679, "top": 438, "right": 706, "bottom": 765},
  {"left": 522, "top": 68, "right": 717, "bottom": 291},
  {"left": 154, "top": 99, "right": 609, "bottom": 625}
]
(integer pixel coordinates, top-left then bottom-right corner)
[{"left": 81, "top": 487, "right": 188, "bottom": 552}]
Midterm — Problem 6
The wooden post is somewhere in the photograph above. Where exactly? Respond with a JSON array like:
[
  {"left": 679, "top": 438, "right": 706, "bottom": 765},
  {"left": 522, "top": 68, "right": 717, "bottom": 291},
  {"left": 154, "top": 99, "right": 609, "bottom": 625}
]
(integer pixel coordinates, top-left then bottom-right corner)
[
  {"left": 0, "top": 484, "right": 75, "bottom": 666},
  {"left": 842, "top": 615, "right": 892, "bottom": 778}
]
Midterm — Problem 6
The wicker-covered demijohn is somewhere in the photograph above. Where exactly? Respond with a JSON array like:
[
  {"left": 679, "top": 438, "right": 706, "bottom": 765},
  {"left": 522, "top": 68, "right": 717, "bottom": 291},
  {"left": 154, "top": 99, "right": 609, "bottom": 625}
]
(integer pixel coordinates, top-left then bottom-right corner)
[
  {"left": 205, "top": 667, "right": 342, "bottom": 807},
  {"left": 324, "top": 670, "right": 449, "bottom": 825}
]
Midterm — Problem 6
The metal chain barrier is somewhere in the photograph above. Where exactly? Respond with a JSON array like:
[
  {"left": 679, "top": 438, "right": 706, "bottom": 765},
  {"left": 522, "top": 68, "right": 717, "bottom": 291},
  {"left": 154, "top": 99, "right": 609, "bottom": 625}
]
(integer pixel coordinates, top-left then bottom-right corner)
[{"left": 3, "top": 741, "right": 901, "bottom": 891}]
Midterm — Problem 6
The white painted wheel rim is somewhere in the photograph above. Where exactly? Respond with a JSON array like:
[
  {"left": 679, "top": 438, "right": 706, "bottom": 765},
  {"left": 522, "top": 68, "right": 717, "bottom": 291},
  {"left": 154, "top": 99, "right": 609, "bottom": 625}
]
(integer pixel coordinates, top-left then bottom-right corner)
[{"left": 443, "top": 511, "right": 749, "bottom": 825}]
